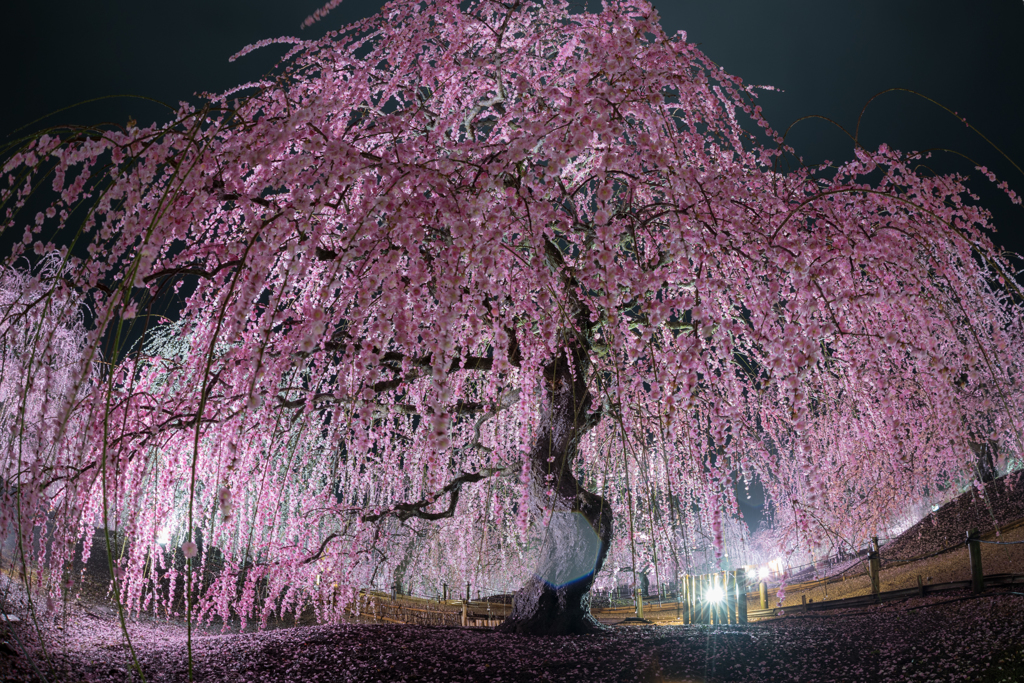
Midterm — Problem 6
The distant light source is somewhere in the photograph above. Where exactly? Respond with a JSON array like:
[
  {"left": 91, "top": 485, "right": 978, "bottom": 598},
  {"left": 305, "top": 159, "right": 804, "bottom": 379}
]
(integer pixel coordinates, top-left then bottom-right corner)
[
  {"left": 156, "top": 528, "right": 171, "bottom": 546},
  {"left": 758, "top": 565, "right": 770, "bottom": 580},
  {"left": 707, "top": 585, "right": 725, "bottom": 603}
]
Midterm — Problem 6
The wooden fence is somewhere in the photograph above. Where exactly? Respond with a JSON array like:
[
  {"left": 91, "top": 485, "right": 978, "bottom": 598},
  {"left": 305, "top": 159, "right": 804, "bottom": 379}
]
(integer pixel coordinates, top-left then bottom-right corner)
[
  {"left": 348, "top": 523, "right": 1023, "bottom": 627},
  {"left": 745, "top": 526, "right": 1024, "bottom": 619},
  {"left": 347, "top": 591, "right": 509, "bottom": 627},
  {"left": 746, "top": 573, "right": 1024, "bottom": 619}
]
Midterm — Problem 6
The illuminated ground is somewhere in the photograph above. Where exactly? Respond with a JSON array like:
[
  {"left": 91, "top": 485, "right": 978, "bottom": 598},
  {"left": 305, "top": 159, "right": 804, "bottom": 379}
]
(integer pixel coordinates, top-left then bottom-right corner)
[
  {"left": 1, "top": 586, "right": 1023, "bottom": 682},
  {"left": 3, "top": 473, "right": 1023, "bottom": 682}
]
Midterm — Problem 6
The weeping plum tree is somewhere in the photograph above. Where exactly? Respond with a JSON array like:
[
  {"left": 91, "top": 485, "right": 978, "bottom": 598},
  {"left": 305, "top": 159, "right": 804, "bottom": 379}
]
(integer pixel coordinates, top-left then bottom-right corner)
[{"left": 2, "top": 0, "right": 1023, "bottom": 638}]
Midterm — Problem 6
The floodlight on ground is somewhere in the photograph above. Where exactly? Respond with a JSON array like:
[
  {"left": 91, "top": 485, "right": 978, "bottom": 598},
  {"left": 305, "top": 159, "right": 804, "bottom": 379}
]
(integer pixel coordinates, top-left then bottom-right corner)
[
  {"left": 707, "top": 585, "right": 725, "bottom": 603},
  {"left": 758, "top": 565, "right": 770, "bottom": 580}
]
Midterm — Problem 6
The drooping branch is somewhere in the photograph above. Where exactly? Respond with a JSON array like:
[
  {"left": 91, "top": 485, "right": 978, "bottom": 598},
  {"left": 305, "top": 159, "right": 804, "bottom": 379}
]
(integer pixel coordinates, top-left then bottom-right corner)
[
  {"left": 469, "top": 388, "right": 521, "bottom": 452},
  {"left": 360, "top": 467, "right": 503, "bottom": 523}
]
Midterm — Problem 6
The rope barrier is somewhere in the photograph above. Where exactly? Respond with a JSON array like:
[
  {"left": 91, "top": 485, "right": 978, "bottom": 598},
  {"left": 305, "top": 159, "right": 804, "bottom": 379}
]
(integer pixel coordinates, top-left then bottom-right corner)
[
  {"left": 978, "top": 539, "right": 1024, "bottom": 545},
  {"left": 879, "top": 540, "right": 964, "bottom": 569}
]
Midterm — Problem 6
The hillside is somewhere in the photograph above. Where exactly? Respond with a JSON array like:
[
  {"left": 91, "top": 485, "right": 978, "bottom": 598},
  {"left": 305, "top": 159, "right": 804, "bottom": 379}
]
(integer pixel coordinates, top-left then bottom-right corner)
[{"left": 882, "top": 470, "right": 1024, "bottom": 564}]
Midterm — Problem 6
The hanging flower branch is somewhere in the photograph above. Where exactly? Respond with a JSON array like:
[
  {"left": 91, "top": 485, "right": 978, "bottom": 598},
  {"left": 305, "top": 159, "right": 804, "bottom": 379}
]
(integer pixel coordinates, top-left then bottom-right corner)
[{"left": 1, "top": 0, "right": 1021, "bottom": 638}]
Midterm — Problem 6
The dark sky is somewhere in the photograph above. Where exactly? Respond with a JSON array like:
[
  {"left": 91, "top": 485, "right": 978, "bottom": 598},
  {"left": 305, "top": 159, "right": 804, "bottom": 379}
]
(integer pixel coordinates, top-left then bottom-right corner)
[
  {"left": 3, "top": 0, "right": 1022, "bottom": 250},
  {"left": 4, "top": 0, "right": 1022, "bottom": 253},
  {"left": 3, "top": 0, "right": 1023, "bottom": 527}
]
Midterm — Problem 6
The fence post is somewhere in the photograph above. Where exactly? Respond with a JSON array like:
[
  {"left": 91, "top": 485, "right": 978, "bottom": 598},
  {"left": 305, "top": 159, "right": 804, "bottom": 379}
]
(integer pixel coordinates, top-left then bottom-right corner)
[
  {"left": 694, "top": 575, "right": 701, "bottom": 624},
  {"left": 676, "top": 575, "right": 682, "bottom": 622},
  {"left": 704, "top": 573, "right": 712, "bottom": 626},
  {"left": 716, "top": 572, "right": 724, "bottom": 624},
  {"left": 691, "top": 574, "right": 697, "bottom": 624},
  {"left": 968, "top": 528, "right": 984, "bottom": 594},
  {"left": 703, "top": 574, "right": 711, "bottom": 624},
  {"left": 728, "top": 571, "right": 736, "bottom": 624},
  {"left": 917, "top": 575, "right": 924, "bottom": 598},
  {"left": 736, "top": 569, "right": 747, "bottom": 624},
  {"left": 698, "top": 574, "right": 704, "bottom": 624},
  {"left": 695, "top": 574, "right": 702, "bottom": 624},
  {"left": 682, "top": 575, "right": 686, "bottom": 622},
  {"left": 708, "top": 574, "right": 715, "bottom": 625},
  {"left": 461, "top": 599, "right": 468, "bottom": 627},
  {"left": 716, "top": 573, "right": 724, "bottom": 626},
  {"left": 699, "top": 574, "right": 706, "bottom": 625},
  {"left": 869, "top": 536, "right": 881, "bottom": 595},
  {"left": 680, "top": 575, "right": 687, "bottom": 624},
  {"left": 671, "top": 577, "right": 679, "bottom": 626},
  {"left": 719, "top": 572, "right": 726, "bottom": 624},
  {"left": 759, "top": 581, "right": 768, "bottom": 610},
  {"left": 726, "top": 571, "right": 734, "bottom": 624},
  {"left": 720, "top": 571, "right": 729, "bottom": 624},
  {"left": 443, "top": 583, "right": 448, "bottom": 602},
  {"left": 391, "top": 583, "right": 397, "bottom": 602},
  {"left": 712, "top": 573, "right": 720, "bottom": 624},
  {"left": 801, "top": 594, "right": 807, "bottom": 613},
  {"left": 635, "top": 586, "right": 644, "bottom": 619},
  {"left": 688, "top": 577, "right": 696, "bottom": 626},
  {"left": 466, "top": 582, "right": 471, "bottom": 603}
]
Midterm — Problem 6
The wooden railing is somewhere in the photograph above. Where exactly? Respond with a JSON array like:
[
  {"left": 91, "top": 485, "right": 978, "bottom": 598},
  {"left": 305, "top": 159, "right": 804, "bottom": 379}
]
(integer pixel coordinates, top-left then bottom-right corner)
[
  {"left": 346, "top": 590, "right": 509, "bottom": 627},
  {"left": 746, "top": 573, "right": 1024, "bottom": 619},
  {"left": 349, "top": 522, "right": 1024, "bottom": 627}
]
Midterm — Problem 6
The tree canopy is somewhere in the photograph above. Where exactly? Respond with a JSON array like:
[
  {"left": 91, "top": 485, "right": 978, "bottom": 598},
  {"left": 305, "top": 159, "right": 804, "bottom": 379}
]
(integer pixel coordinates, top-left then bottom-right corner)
[{"left": 1, "top": 0, "right": 1022, "bottom": 634}]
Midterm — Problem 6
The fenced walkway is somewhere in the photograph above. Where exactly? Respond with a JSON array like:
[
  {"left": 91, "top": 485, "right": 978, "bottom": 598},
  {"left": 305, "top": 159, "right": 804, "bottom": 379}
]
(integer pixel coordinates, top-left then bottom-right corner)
[
  {"left": 596, "top": 521, "right": 1024, "bottom": 624},
  {"left": 347, "top": 518, "right": 1024, "bottom": 628}
]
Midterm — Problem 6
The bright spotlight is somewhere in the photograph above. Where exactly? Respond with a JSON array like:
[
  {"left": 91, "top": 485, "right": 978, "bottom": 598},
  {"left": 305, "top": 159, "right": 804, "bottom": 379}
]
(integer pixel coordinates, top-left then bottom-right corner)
[
  {"left": 707, "top": 585, "right": 725, "bottom": 603},
  {"left": 156, "top": 528, "right": 171, "bottom": 546},
  {"left": 758, "top": 565, "right": 770, "bottom": 580}
]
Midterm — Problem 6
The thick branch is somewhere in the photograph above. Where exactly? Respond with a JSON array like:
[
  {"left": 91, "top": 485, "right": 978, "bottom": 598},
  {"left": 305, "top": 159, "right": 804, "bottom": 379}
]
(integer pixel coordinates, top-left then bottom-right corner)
[
  {"left": 299, "top": 467, "right": 500, "bottom": 565},
  {"left": 142, "top": 259, "right": 242, "bottom": 284},
  {"left": 361, "top": 467, "right": 503, "bottom": 523},
  {"left": 276, "top": 392, "right": 337, "bottom": 409}
]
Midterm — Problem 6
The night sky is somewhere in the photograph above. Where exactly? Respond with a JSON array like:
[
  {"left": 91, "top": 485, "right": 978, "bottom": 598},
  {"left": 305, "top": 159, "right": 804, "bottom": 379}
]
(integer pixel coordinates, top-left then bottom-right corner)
[
  {"left": 3, "top": 0, "right": 1023, "bottom": 529},
  {"left": 4, "top": 0, "right": 1022, "bottom": 244},
  {"left": 4, "top": 0, "right": 1021, "bottom": 253}
]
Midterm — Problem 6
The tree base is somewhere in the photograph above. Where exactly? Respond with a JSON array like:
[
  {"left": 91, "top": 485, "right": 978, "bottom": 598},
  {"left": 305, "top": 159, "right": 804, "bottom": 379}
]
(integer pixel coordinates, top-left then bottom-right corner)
[{"left": 496, "top": 576, "right": 606, "bottom": 635}]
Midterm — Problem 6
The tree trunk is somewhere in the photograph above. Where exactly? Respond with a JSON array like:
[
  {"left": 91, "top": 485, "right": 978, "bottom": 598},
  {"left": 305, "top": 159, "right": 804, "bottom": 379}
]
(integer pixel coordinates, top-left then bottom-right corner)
[
  {"left": 497, "top": 349, "right": 612, "bottom": 635},
  {"left": 970, "top": 440, "right": 999, "bottom": 484}
]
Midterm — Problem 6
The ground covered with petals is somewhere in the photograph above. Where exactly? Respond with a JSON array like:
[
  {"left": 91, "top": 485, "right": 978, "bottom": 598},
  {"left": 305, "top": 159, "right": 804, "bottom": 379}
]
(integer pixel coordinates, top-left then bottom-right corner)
[{"left": 3, "top": 590, "right": 1023, "bottom": 683}]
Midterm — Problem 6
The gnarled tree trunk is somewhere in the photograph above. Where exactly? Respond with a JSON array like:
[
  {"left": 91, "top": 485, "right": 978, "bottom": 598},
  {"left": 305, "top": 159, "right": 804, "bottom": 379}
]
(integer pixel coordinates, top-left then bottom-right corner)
[{"left": 497, "top": 349, "right": 612, "bottom": 635}]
